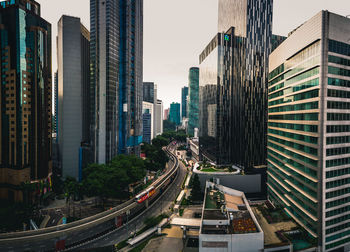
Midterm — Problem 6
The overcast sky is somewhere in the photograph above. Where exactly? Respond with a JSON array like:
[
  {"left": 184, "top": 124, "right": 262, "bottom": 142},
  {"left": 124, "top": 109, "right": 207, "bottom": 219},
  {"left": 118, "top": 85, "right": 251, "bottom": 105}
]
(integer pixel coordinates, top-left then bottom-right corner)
[{"left": 39, "top": 0, "right": 350, "bottom": 109}]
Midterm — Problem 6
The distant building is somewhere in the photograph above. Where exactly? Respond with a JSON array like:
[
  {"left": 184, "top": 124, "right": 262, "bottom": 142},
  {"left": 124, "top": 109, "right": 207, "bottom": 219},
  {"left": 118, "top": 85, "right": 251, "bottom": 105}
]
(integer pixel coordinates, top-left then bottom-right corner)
[
  {"left": 181, "top": 86, "right": 189, "bottom": 119},
  {"left": 142, "top": 101, "right": 154, "bottom": 144},
  {"left": 169, "top": 103, "right": 181, "bottom": 126},
  {"left": 154, "top": 99, "right": 163, "bottom": 136},
  {"left": 0, "top": 0, "right": 52, "bottom": 201},
  {"left": 188, "top": 67, "right": 199, "bottom": 136},
  {"left": 143, "top": 82, "right": 155, "bottom": 104},
  {"left": 268, "top": 11, "right": 350, "bottom": 251},
  {"left": 57, "top": 15, "right": 91, "bottom": 181},
  {"left": 164, "top": 108, "right": 170, "bottom": 120},
  {"left": 142, "top": 102, "right": 153, "bottom": 144}
]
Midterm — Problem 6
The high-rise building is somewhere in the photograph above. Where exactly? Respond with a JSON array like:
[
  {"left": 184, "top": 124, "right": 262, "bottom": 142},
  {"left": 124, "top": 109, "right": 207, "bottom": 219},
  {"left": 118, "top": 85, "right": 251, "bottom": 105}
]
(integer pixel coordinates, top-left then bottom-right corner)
[
  {"left": 188, "top": 67, "right": 199, "bottom": 136},
  {"left": 267, "top": 11, "right": 350, "bottom": 251},
  {"left": 169, "top": 103, "right": 181, "bottom": 126},
  {"left": 142, "top": 101, "right": 153, "bottom": 144},
  {"left": 154, "top": 99, "right": 163, "bottom": 136},
  {"left": 54, "top": 71, "right": 58, "bottom": 135},
  {"left": 164, "top": 108, "right": 169, "bottom": 120},
  {"left": 90, "top": 0, "right": 143, "bottom": 164},
  {"left": 143, "top": 82, "right": 154, "bottom": 104},
  {"left": 199, "top": 0, "right": 272, "bottom": 169},
  {"left": 57, "top": 15, "right": 90, "bottom": 181},
  {"left": 0, "top": 0, "right": 52, "bottom": 201},
  {"left": 181, "top": 86, "right": 188, "bottom": 119}
]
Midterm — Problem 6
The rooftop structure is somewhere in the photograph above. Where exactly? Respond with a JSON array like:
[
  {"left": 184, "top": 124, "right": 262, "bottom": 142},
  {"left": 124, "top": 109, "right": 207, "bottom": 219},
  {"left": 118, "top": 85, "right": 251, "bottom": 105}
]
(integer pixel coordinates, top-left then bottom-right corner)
[{"left": 199, "top": 182, "right": 264, "bottom": 251}]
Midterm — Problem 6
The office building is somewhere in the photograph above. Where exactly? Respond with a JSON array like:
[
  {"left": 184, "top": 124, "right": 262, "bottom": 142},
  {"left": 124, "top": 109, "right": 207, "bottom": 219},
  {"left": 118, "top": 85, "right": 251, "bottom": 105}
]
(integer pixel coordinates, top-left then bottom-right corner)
[
  {"left": 57, "top": 15, "right": 90, "bottom": 181},
  {"left": 0, "top": 0, "right": 52, "bottom": 201},
  {"left": 142, "top": 101, "right": 153, "bottom": 144},
  {"left": 90, "top": 0, "right": 143, "bottom": 163},
  {"left": 267, "top": 11, "right": 350, "bottom": 251},
  {"left": 143, "top": 82, "right": 154, "bottom": 104},
  {"left": 199, "top": 0, "right": 272, "bottom": 169},
  {"left": 181, "top": 86, "right": 189, "bottom": 119},
  {"left": 164, "top": 108, "right": 169, "bottom": 120},
  {"left": 169, "top": 102, "right": 181, "bottom": 126},
  {"left": 154, "top": 99, "right": 163, "bottom": 136},
  {"left": 188, "top": 67, "right": 199, "bottom": 136},
  {"left": 54, "top": 71, "right": 58, "bottom": 135}
]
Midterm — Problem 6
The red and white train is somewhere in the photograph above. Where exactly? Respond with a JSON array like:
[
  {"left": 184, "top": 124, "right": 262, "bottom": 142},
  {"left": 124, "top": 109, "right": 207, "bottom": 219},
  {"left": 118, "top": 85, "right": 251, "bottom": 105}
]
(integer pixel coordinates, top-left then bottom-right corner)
[{"left": 135, "top": 186, "right": 156, "bottom": 203}]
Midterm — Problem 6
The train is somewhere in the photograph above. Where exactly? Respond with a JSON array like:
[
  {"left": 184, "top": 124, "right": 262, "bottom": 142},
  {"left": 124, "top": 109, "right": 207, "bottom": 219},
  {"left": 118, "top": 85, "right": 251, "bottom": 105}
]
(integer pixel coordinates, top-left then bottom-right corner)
[{"left": 135, "top": 186, "right": 156, "bottom": 203}]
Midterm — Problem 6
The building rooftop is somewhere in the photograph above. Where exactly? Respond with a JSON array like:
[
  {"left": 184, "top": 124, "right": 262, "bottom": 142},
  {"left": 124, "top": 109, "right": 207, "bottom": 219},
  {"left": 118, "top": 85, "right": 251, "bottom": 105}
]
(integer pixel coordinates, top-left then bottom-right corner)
[{"left": 201, "top": 182, "right": 262, "bottom": 235}]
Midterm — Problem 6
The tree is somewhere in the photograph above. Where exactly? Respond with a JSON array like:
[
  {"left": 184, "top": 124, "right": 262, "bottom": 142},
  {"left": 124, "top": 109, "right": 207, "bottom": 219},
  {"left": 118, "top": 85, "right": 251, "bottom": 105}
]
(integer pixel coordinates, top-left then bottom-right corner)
[
  {"left": 163, "top": 119, "right": 176, "bottom": 131},
  {"left": 152, "top": 136, "right": 169, "bottom": 148},
  {"left": 190, "top": 174, "right": 202, "bottom": 202}
]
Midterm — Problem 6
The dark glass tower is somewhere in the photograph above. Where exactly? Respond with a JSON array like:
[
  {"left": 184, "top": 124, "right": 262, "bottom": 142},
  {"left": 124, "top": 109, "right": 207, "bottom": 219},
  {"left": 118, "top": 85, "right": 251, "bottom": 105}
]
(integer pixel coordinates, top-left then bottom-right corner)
[
  {"left": 169, "top": 102, "right": 181, "bottom": 126},
  {"left": 199, "top": 0, "right": 273, "bottom": 170},
  {"left": 0, "top": 0, "right": 52, "bottom": 201},
  {"left": 181, "top": 86, "right": 188, "bottom": 119},
  {"left": 90, "top": 0, "right": 143, "bottom": 164},
  {"left": 188, "top": 67, "right": 199, "bottom": 136},
  {"left": 143, "top": 82, "right": 154, "bottom": 104}
]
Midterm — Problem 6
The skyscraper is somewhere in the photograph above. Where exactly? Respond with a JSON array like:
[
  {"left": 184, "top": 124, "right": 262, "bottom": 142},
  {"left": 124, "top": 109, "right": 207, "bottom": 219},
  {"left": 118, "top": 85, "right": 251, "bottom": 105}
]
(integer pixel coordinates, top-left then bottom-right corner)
[
  {"left": 0, "top": 0, "right": 52, "bottom": 201},
  {"left": 169, "top": 103, "right": 181, "bottom": 126},
  {"left": 188, "top": 67, "right": 199, "bottom": 136},
  {"left": 57, "top": 15, "right": 90, "bottom": 181},
  {"left": 199, "top": 0, "right": 272, "bottom": 169},
  {"left": 90, "top": 0, "right": 143, "bottom": 164},
  {"left": 268, "top": 11, "right": 350, "bottom": 251},
  {"left": 154, "top": 99, "right": 163, "bottom": 136},
  {"left": 143, "top": 82, "right": 154, "bottom": 104},
  {"left": 142, "top": 102, "right": 153, "bottom": 144},
  {"left": 181, "top": 86, "right": 188, "bottom": 119}
]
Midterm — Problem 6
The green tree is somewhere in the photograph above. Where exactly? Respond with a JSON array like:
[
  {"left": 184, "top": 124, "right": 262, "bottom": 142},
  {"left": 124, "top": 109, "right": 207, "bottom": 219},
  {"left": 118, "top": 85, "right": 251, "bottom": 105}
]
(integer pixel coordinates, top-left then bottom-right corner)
[
  {"left": 190, "top": 174, "right": 202, "bottom": 202},
  {"left": 151, "top": 136, "right": 169, "bottom": 148},
  {"left": 163, "top": 119, "right": 176, "bottom": 131}
]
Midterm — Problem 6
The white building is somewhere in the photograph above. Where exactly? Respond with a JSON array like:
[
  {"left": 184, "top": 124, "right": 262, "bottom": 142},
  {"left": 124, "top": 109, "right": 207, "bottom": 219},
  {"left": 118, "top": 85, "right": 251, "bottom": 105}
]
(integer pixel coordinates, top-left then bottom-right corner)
[
  {"left": 154, "top": 99, "right": 163, "bottom": 137},
  {"left": 199, "top": 182, "right": 264, "bottom": 252}
]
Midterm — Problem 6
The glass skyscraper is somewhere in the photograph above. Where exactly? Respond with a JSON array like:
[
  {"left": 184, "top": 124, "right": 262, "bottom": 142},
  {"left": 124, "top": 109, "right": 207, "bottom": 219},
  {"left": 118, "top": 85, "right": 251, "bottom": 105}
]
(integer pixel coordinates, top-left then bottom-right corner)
[
  {"left": 188, "top": 67, "right": 199, "bottom": 136},
  {"left": 199, "top": 0, "right": 272, "bottom": 169},
  {"left": 0, "top": 0, "right": 52, "bottom": 201},
  {"left": 90, "top": 0, "right": 143, "bottom": 164},
  {"left": 169, "top": 102, "right": 181, "bottom": 126},
  {"left": 268, "top": 11, "right": 350, "bottom": 251},
  {"left": 143, "top": 82, "right": 154, "bottom": 104},
  {"left": 181, "top": 86, "right": 188, "bottom": 119}
]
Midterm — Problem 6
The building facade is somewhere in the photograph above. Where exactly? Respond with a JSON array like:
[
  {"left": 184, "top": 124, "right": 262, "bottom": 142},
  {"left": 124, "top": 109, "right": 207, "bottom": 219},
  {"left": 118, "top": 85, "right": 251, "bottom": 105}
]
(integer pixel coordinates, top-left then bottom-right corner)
[
  {"left": 268, "top": 11, "right": 350, "bottom": 251},
  {"left": 57, "top": 15, "right": 90, "bottom": 181},
  {"left": 0, "top": 0, "right": 52, "bottom": 201},
  {"left": 142, "top": 101, "right": 153, "bottom": 144},
  {"left": 143, "top": 82, "right": 154, "bottom": 104},
  {"left": 154, "top": 99, "right": 163, "bottom": 136},
  {"left": 164, "top": 108, "right": 169, "bottom": 120},
  {"left": 181, "top": 86, "right": 188, "bottom": 119},
  {"left": 199, "top": 0, "right": 273, "bottom": 170},
  {"left": 169, "top": 102, "right": 181, "bottom": 126},
  {"left": 90, "top": 0, "right": 143, "bottom": 164},
  {"left": 188, "top": 67, "right": 199, "bottom": 136}
]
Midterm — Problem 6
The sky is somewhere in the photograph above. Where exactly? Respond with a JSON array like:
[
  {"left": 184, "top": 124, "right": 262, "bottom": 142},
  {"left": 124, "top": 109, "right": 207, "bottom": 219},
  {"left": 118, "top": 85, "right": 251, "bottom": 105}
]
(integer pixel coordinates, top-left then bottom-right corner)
[{"left": 39, "top": 0, "right": 350, "bottom": 109}]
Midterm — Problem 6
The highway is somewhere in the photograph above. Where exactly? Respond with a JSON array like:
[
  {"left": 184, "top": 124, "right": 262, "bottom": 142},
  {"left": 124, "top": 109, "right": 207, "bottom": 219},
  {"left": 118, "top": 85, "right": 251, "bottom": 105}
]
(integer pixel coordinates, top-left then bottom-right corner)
[{"left": 0, "top": 144, "right": 185, "bottom": 252}]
